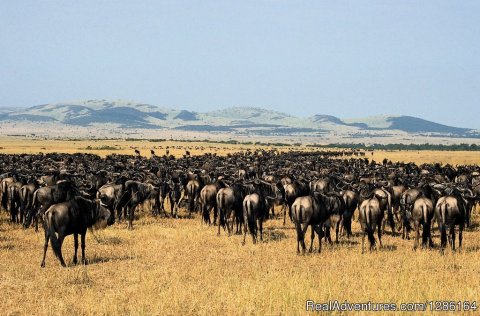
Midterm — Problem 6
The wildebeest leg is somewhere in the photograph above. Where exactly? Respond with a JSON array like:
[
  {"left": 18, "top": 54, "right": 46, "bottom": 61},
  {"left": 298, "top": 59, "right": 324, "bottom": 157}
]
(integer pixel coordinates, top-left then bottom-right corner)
[
  {"left": 213, "top": 205, "right": 218, "bottom": 225},
  {"left": 128, "top": 206, "right": 134, "bottom": 230},
  {"left": 313, "top": 225, "right": 323, "bottom": 253},
  {"left": 309, "top": 226, "right": 315, "bottom": 252},
  {"left": 242, "top": 214, "right": 247, "bottom": 245},
  {"left": 56, "top": 234, "right": 67, "bottom": 267},
  {"left": 81, "top": 233, "right": 87, "bottom": 264},
  {"left": 40, "top": 225, "right": 50, "bottom": 268},
  {"left": 258, "top": 218, "right": 263, "bottom": 242},
  {"left": 217, "top": 207, "right": 222, "bottom": 236},
  {"left": 73, "top": 233, "right": 79, "bottom": 264},
  {"left": 325, "top": 224, "right": 333, "bottom": 245},
  {"left": 282, "top": 204, "right": 287, "bottom": 226},
  {"left": 387, "top": 209, "right": 395, "bottom": 236},
  {"left": 450, "top": 224, "right": 456, "bottom": 251},
  {"left": 361, "top": 230, "right": 366, "bottom": 254},
  {"left": 459, "top": 224, "right": 463, "bottom": 249},
  {"left": 335, "top": 218, "right": 341, "bottom": 243},
  {"left": 377, "top": 220, "right": 383, "bottom": 249},
  {"left": 413, "top": 222, "right": 420, "bottom": 250},
  {"left": 422, "top": 222, "right": 431, "bottom": 249}
]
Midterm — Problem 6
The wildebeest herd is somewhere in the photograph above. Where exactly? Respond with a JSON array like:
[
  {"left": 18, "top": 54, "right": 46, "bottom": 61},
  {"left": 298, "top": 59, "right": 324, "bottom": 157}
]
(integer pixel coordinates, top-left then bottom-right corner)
[{"left": 0, "top": 149, "right": 479, "bottom": 267}]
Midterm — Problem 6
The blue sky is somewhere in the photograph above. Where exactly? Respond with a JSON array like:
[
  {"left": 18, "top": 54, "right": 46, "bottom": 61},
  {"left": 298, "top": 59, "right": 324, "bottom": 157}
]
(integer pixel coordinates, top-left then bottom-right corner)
[{"left": 1, "top": 1, "right": 479, "bottom": 128}]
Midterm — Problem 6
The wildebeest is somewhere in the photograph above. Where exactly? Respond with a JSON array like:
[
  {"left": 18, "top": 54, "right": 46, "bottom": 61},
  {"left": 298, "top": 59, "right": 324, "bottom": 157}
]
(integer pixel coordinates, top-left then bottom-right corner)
[
  {"left": 199, "top": 180, "right": 226, "bottom": 225},
  {"left": 435, "top": 194, "right": 465, "bottom": 251},
  {"left": 217, "top": 183, "right": 245, "bottom": 236},
  {"left": 340, "top": 189, "right": 358, "bottom": 238},
  {"left": 358, "top": 195, "right": 383, "bottom": 253},
  {"left": 25, "top": 181, "right": 78, "bottom": 231},
  {"left": 116, "top": 180, "right": 156, "bottom": 229},
  {"left": 291, "top": 192, "right": 330, "bottom": 253},
  {"left": 242, "top": 192, "right": 268, "bottom": 244},
  {"left": 283, "top": 179, "right": 309, "bottom": 225},
  {"left": 40, "top": 196, "right": 111, "bottom": 267},
  {"left": 409, "top": 196, "right": 435, "bottom": 249}
]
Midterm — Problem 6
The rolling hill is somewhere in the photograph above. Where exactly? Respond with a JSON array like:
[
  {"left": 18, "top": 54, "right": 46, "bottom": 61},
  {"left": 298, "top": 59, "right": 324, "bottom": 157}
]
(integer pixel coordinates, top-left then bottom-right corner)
[{"left": 0, "top": 99, "right": 476, "bottom": 138}]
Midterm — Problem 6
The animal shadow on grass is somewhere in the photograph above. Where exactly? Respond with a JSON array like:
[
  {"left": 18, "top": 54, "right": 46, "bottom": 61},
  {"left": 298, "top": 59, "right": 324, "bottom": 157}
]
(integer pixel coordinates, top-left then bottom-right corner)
[
  {"left": 380, "top": 244, "right": 397, "bottom": 252},
  {"left": 466, "top": 222, "right": 479, "bottom": 230},
  {"left": 337, "top": 239, "right": 359, "bottom": 246},
  {"left": 0, "top": 244, "right": 14, "bottom": 250},
  {"left": 464, "top": 245, "right": 480, "bottom": 253},
  {"left": 77, "top": 253, "right": 136, "bottom": 266},
  {"left": 263, "top": 229, "right": 288, "bottom": 243},
  {"left": 100, "top": 236, "right": 124, "bottom": 245}
]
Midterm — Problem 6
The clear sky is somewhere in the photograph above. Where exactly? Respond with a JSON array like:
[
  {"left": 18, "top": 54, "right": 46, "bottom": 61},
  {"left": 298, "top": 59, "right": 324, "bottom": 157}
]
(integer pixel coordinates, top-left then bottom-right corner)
[{"left": 1, "top": 1, "right": 479, "bottom": 128}]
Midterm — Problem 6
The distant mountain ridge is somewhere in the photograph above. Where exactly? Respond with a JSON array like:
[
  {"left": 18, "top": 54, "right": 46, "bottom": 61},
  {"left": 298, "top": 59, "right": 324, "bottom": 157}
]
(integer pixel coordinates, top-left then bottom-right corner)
[{"left": 0, "top": 99, "right": 476, "bottom": 138}]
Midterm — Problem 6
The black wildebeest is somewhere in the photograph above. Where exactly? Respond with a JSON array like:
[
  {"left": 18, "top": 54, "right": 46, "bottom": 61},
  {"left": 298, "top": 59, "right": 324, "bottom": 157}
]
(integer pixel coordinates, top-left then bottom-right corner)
[
  {"left": 435, "top": 194, "right": 465, "bottom": 251},
  {"left": 7, "top": 181, "right": 23, "bottom": 223},
  {"left": 199, "top": 180, "right": 226, "bottom": 225},
  {"left": 217, "top": 183, "right": 245, "bottom": 236},
  {"left": 291, "top": 192, "right": 330, "bottom": 253},
  {"left": 242, "top": 193, "right": 268, "bottom": 244},
  {"left": 1, "top": 176, "right": 15, "bottom": 212},
  {"left": 340, "top": 189, "right": 358, "bottom": 238},
  {"left": 116, "top": 180, "right": 156, "bottom": 229},
  {"left": 25, "top": 181, "right": 78, "bottom": 231},
  {"left": 283, "top": 179, "right": 309, "bottom": 225},
  {"left": 40, "top": 196, "right": 111, "bottom": 267},
  {"left": 409, "top": 196, "right": 435, "bottom": 250},
  {"left": 358, "top": 195, "right": 384, "bottom": 253}
]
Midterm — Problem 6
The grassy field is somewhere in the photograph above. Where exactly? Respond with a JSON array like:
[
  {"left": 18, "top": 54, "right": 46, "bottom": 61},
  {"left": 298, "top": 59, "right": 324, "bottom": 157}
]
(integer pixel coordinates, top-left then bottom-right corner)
[
  {"left": 0, "top": 136, "right": 479, "bottom": 165},
  {"left": 1, "top": 139, "right": 479, "bottom": 315}
]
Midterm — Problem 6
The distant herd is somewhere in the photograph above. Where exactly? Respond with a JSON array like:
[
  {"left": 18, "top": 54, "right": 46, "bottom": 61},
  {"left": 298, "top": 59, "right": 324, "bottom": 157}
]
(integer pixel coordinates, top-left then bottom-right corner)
[{"left": 0, "top": 148, "right": 478, "bottom": 267}]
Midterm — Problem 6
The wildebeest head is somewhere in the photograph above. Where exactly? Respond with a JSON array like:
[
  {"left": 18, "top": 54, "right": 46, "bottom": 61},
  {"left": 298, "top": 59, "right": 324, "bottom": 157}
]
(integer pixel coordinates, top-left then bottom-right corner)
[{"left": 93, "top": 199, "right": 112, "bottom": 229}]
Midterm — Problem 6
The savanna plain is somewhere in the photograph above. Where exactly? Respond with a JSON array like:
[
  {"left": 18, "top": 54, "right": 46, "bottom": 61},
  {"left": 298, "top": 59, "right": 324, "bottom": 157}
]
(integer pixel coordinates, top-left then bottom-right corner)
[{"left": 1, "top": 138, "right": 479, "bottom": 315}]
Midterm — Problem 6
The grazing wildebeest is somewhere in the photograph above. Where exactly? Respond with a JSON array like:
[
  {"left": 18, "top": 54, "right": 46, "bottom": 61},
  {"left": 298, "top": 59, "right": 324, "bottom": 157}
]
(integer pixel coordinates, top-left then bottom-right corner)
[
  {"left": 217, "top": 183, "right": 245, "bottom": 236},
  {"left": 410, "top": 196, "right": 434, "bottom": 249},
  {"left": 168, "top": 181, "right": 182, "bottom": 218},
  {"left": 40, "top": 196, "right": 111, "bottom": 267},
  {"left": 96, "top": 183, "right": 124, "bottom": 224},
  {"left": 291, "top": 192, "right": 330, "bottom": 253},
  {"left": 435, "top": 195, "right": 465, "bottom": 251},
  {"left": 117, "top": 180, "right": 156, "bottom": 229},
  {"left": 199, "top": 180, "right": 226, "bottom": 225},
  {"left": 322, "top": 193, "right": 346, "bottom": 243},
  {"left": 358, "top": 195, "right": 383, "bottom": 253},
  {"left": 150, "top": 180, "right": 170, "bottom": 217}
]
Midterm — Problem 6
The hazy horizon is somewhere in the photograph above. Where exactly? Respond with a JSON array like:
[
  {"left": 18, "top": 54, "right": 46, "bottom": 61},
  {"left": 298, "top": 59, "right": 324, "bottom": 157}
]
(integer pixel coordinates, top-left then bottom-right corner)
[{"left": 1, "top": 1, "right": 479, "bottom": 128}]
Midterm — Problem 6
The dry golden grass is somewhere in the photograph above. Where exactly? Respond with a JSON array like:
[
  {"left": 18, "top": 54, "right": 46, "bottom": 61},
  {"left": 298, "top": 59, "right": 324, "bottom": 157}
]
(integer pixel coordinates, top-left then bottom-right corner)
[
  {"left": 1, "top": 204, "right": 479, "bottom": 316},
  {"left": 0, "top": 136, "right": 479, "bottom": 165},
  {"left": 1, "top": 140, "right": 480, "bottom": 315}
]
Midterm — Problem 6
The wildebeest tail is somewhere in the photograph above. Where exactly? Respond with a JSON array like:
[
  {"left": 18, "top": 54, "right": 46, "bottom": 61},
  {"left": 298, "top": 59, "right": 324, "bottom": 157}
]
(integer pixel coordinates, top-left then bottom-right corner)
[
  {"left": 217, "top": 193, "right": 226, "bottom": 227},
  {"left": 294, "top": 204, "right": 304, "bottom": 241},
  {"left": 244, "top": 199, "right": 256, "bottom": 237},
  {"left": 1, "top": 186, "right": 7, "bottom": 211},
  {"left": 45, "top": 211, "right": 62, "bottom": 260},
  {"left": 364, "top": 204, "right": 375, "bottom": 246},
  {"left": 422, "top": 204, "right": 428, "bottom": 225},
  {"left": 200, "top": 191, "right": 209, "bottom": 223}
]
